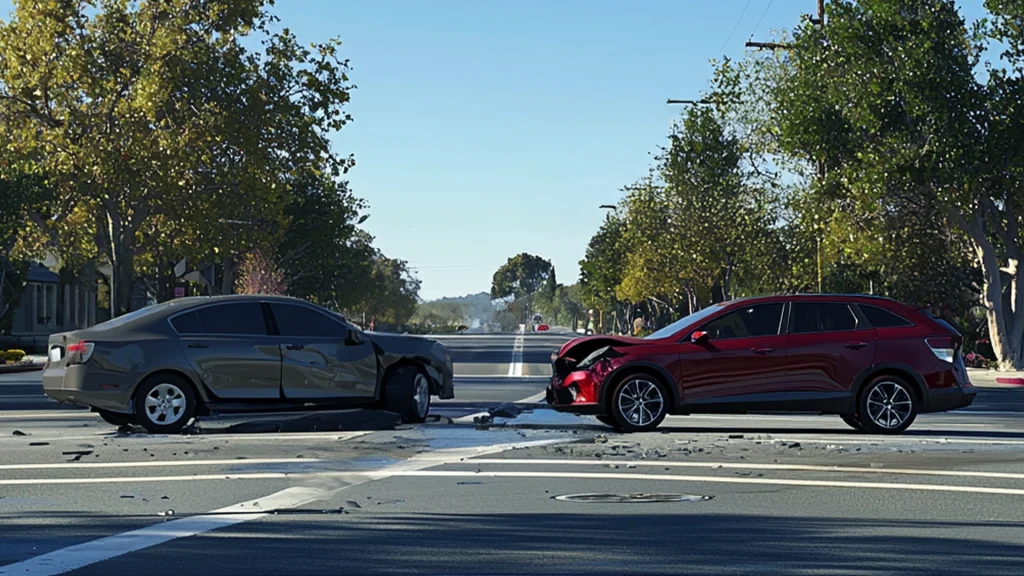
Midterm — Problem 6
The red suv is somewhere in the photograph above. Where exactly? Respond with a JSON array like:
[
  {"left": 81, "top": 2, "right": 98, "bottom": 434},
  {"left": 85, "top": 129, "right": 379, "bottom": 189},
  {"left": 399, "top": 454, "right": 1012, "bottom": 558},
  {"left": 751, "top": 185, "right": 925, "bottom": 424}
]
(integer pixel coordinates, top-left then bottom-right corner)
[{"left": 547, "top": 294, "right": 976, "bottom": 434}]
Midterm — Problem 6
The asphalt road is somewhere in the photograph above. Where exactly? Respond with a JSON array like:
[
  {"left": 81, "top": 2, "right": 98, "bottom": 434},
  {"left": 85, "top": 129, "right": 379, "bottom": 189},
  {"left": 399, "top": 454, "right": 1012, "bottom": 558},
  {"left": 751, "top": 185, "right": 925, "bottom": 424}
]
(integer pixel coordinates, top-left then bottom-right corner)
[{"left": 3, "top": 332, "right": 1024, "bottom": 575}]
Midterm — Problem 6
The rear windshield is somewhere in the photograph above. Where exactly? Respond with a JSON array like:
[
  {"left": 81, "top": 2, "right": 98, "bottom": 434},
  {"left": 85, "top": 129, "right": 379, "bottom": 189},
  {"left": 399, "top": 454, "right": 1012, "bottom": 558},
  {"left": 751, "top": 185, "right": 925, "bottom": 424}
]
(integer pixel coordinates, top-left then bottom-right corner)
[{"left": 88, "top": 302, "right": 175, "bottom": 331}]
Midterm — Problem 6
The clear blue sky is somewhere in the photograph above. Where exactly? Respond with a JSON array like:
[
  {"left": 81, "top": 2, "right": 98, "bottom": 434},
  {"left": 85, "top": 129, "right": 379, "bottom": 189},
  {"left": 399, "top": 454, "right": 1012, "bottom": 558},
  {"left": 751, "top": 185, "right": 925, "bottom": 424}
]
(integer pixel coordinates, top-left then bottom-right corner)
[{"left": 1, "top": 0, "right": 990, "bottom": 301}]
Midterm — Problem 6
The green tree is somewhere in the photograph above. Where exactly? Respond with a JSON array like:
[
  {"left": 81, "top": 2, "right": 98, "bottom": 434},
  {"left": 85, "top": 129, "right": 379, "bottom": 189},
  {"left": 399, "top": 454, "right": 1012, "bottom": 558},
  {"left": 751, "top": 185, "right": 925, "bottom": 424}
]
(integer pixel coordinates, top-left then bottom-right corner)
[
  {"left": 490, "top": 253, "right": 554, "bottom": 323},
  {"left": 773, "top": 0, "right": 1017, "bottom": 365},
  {"left": 279, "top": 173, "right": 372, "bottom": 309},
  {"left": 0, "top": 0, "right": 355, "bottom": 315},
  {"left": 349, "top": 253, "right": 421, "bottom": 328},
  {"left": 0, "top": 173, "right": 41, "bottom": 332}
]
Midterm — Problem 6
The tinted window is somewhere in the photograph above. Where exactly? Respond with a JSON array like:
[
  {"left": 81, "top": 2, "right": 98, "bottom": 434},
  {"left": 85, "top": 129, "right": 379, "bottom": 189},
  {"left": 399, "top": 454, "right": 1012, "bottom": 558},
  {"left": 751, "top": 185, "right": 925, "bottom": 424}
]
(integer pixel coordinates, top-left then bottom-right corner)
[
  {"left": 860, "top": 305, "right": 913, "bottom": 328},
  {"left": 91, "top": 302, "right": 174, "bottom": 331},
  {"left": 791, "top": 303, "right": 858, "bottom": 334},
  {"left": 171, "top": 311, "right": 202, "bottom": 334},
  {"left": 271, "top": 303, "right": 345, "bottom": 338},
  {"left": 189, "top": 303, "right": 267, "bottom": 335},
  {"left": 702, "top": 303, "right": 784, "bottom": 340}
]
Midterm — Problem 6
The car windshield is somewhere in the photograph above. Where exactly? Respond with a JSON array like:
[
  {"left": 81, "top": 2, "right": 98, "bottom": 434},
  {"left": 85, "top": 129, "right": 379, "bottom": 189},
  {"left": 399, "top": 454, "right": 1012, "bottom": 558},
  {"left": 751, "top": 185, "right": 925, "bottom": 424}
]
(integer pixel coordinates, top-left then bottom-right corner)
[{"left": 644, "top": 304, "right": 728, "bottom": 340}]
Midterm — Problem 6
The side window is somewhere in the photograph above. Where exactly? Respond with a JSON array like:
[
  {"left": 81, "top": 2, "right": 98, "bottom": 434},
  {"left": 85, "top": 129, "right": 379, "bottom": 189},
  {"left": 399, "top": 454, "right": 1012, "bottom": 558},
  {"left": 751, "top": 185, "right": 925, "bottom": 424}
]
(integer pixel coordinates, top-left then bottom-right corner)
[
  {"left": 171, "top": 311, "right": 202, "bottom": 334},
  {"left": 271, "top": 303, "right": 346, "bottom": 338},
  {"left": 187, "top": 303, "right": 268, "bottom": 335},
  {"left": 702, "top": 303, "right": 784, "bottom": 340},
  {"left": 791, "top": 303, "right": 858, "bottom": 334},
  {"left": 860, "top": 304, "right": 913, "bottom": 328}
]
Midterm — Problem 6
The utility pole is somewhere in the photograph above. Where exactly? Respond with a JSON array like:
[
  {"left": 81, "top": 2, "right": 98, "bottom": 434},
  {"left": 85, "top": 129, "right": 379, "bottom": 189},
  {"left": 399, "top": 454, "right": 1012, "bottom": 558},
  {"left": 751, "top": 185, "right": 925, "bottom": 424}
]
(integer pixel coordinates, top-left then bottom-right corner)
[{"left": 747, "top": 1, "right": 826, "bottom": 292}]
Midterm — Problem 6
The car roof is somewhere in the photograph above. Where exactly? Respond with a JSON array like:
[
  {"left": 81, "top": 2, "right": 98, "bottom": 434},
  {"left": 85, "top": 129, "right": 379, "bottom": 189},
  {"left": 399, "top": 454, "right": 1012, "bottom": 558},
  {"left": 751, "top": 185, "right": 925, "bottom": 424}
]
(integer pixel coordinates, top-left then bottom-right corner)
[{"left": 727, "top": 293, "right": 903, "bottom": 304}]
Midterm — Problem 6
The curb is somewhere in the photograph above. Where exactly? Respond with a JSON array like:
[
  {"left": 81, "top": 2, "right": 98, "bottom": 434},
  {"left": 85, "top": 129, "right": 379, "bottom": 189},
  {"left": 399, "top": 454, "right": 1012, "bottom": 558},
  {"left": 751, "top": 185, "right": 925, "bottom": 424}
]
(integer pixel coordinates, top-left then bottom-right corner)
[{"left": 0, "top": 363, "right": 44, "bottom": 375}]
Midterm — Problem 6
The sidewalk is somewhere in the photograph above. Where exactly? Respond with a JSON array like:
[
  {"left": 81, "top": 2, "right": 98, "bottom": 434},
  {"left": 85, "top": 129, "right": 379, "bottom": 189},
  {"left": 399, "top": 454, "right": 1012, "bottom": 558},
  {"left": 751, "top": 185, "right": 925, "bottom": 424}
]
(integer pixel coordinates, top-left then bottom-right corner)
[{"left": 967, "top": 367, "right": 1024, "bottom": 388}]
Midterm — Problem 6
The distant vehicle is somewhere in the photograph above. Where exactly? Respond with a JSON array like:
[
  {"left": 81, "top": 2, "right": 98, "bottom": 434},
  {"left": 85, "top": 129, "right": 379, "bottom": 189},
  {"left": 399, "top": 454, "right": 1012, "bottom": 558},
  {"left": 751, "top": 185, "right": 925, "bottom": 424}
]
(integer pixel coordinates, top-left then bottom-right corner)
[
  {"left": 42, "top": 295, "right": 455, "bottom": 433},
  {"left": 548, "top": 294, "right": 975, "bottom": 434},
  {"left": 536, "top": 324, "right": 550, "bottom": 332}
]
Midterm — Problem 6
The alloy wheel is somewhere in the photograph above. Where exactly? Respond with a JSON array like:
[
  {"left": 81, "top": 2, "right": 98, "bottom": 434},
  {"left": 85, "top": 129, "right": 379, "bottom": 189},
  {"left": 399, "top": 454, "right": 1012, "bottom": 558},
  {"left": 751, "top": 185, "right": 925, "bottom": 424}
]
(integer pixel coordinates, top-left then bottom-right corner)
[
  {"left": 413, "top": 373, "right": 430, "bottom": 418},
  {"left": 617, "top": 379, "right": 665, "bottom": 427},
  {"left": 144, "top": 383, "right": 187, "bottom": 426},
  {"left": 865, "top": 380, "right": 913, "bottom": 430}
]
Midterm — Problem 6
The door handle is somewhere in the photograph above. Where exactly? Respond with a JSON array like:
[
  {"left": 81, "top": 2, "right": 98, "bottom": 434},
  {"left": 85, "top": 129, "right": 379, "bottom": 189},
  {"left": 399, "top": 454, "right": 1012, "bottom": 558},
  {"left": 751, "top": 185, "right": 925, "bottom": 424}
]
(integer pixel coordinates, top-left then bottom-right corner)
[
  {"left": 752, "top": 347, "right": 773, "bottom": 354},
  {"left": 187, "top": 343, "right": 209, "bottom": 349},
  {"left": 285, "top": 344, "right": 305, "bottom": 351},
  {"left": 845, "top": 342, "right": 868, "bottom": 350}
]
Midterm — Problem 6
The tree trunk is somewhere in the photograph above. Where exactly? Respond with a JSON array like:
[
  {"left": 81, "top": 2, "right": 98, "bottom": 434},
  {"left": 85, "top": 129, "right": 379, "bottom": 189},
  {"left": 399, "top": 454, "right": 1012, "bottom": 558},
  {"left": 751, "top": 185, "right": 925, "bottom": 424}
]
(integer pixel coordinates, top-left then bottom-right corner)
[
  {"left": 220, "top": 255, "right": 236, "bottom": 295},
  {"left": 952, "top": 206, "right": 1024, "bottom": 370}
]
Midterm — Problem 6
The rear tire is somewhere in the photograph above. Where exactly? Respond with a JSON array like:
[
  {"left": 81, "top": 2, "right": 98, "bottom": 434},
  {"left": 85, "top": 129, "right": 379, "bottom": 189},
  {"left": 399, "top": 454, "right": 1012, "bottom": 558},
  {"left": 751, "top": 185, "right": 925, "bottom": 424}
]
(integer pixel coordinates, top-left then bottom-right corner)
[
  {"left": 841, "top": 415, "right": 865, "bottom": 432},
  {"left": 97, "top": 410, "right": 132, "bottom": 427},
  {"left": 610, "top": 375, "right": 669, "bottom": 433},
  {"left": 856, "top": 376, "right": 918, "bottom": 435},
  {"left": 133, "top": 375, "right": 197, "bottom": 434},
  {"left": 384, "top": 365, "right": 431, "bottom": 424}
]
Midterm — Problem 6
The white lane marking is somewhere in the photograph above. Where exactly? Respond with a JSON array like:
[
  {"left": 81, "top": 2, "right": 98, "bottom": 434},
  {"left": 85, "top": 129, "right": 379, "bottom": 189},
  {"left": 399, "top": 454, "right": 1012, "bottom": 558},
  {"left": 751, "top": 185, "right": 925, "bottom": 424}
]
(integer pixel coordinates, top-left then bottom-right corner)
[
  {"left": 506, "top": 326, "right": 524, "bottom": 377},
  {"left": 0, "top": 431, "right": 371, "bottom": 444},
  {"left": 469, "top": 459, "right": 1024, "bottom": 481},
  {"left": 385, "top": 470, "right": 1024, "bottom": 497},
  {"left": 0, "top": 412, "right": 94, "bottom": 419},
  {"left": 0, "top": 473, "right": 291, "bottom": 486},
  {"left": 0, "top": 438, "right": 566, "bottom": 576},
  {"left": 0, "top": 486, "right": 325, "bottom": 576},
  {"left": 767, "top": 436, "right": 1024, "bottom": 446},
  {"left": 0, "top": 458, "right": 320, "bottom": 471}
]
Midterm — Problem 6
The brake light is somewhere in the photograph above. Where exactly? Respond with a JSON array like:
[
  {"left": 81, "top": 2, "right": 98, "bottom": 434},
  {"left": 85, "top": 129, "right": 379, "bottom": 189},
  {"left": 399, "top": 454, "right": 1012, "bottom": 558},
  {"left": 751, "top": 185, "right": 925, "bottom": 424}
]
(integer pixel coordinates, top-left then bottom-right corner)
[
  {"left": 66, "top": 341, "right": 95, "bottom": 365},
  {"left": 926, "top": 337, "right": 955, "bottom": 363}
]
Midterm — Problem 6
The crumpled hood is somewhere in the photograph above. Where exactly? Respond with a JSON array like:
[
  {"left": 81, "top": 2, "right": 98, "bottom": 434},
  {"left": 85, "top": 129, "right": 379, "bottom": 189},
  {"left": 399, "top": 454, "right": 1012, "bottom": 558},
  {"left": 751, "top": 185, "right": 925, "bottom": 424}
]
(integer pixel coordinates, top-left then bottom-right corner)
[
  {"left": 364, "top": 331, "right": 440, "bottom": 356},
  {"left": 558, "top": 334, "right": 647, "bottom": 358}
]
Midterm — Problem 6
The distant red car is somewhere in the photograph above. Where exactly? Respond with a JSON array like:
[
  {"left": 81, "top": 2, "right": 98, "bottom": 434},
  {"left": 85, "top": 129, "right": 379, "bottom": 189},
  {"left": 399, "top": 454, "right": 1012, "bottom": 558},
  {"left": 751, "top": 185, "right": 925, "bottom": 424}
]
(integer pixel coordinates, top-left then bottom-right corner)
[
  {"left": 536, "top": 324, "right": 549, "bottom": 332},
  {"left": 547, "top": 294, "right": 976, "bottom": 434}
]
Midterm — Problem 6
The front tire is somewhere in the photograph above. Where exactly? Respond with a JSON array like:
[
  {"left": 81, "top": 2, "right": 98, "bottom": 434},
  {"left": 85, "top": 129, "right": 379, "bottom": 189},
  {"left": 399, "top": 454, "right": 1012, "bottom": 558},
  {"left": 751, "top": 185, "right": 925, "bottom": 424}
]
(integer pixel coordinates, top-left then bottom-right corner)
[
  {"left": 384, "top": 365, "right": 431, "bottom": 423},
  {"left": 610, "top": 375, "right": 669, "bottom": 432},
  {"left": 133, "top": 375, "right": 197, "bottom": 434},
  {"left": 857, "top": 376, "right": 918, "bottom": 435}
]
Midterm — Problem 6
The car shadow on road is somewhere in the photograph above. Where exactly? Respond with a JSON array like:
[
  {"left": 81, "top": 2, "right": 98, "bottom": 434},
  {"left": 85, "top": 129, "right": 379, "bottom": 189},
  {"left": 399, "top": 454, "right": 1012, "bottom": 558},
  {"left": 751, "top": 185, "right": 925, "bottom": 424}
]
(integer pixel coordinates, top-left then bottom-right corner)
[{"left": 16, "top": 513, "right": 1021, "bottom": 575}]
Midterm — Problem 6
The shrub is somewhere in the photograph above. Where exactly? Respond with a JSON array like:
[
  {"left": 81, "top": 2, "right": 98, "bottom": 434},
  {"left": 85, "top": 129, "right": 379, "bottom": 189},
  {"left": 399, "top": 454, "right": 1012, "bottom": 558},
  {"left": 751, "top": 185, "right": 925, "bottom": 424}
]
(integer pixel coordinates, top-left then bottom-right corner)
[{"left": 4, "top": 349, "right": 27, "bottom": 364}]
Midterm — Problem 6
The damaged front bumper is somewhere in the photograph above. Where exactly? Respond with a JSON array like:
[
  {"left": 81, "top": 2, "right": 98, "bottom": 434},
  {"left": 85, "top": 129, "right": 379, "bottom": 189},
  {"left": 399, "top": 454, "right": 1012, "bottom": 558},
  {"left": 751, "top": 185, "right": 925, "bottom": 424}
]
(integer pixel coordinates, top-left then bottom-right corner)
[{"left": 546, "top": 365, "right": 604, "bottom": 415}]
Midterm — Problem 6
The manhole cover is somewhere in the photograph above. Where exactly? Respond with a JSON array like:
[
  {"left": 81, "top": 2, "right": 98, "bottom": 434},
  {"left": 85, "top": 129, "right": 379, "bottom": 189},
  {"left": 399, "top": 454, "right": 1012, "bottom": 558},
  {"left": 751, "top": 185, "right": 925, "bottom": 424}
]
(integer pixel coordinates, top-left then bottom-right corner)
[{"left": 552, "top": 493, "right": 712, "bottom": 503}]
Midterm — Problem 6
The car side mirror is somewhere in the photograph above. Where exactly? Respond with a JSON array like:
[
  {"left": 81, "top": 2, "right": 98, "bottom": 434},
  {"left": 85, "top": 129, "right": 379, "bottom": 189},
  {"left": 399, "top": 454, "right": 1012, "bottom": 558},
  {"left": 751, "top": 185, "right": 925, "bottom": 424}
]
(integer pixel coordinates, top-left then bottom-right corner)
[
  {"left": 345, "top": 329, "right": 363, "bottom": 346},
  {"left": 691, "top": 330, "right": 709, "bottom": 344}
]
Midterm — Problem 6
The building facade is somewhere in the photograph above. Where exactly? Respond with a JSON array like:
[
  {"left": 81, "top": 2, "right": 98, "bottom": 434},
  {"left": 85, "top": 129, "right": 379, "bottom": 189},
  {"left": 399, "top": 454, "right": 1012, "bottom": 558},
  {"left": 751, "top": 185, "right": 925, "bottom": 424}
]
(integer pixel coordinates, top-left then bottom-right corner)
[{"left": 3, "top": 263, "right": 98, "bottom": 351}]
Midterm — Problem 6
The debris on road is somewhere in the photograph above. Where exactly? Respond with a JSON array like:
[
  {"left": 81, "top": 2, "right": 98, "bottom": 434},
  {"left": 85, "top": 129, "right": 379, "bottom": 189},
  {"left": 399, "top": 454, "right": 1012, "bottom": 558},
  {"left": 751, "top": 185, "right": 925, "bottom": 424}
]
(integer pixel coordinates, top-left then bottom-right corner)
[
  {"left": 12, "top": 430, "right": 27, "bottom": 436},
  {"left": 29, "top": 441, "right": 49, "bottom": 447},
  {"left": 63, "top": 450, "right": 93, "bottom": 462},
  {"left": 488, "top": 402, "right": 525, "bottom": 419},
  {"left": 158, "top": 509, "right": 175, "bottom": 517}
]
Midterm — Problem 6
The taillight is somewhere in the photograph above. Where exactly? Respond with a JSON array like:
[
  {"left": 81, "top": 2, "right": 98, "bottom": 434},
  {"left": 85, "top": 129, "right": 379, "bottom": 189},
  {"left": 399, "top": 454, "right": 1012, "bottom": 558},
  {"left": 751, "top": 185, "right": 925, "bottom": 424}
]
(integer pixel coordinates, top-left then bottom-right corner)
[
  {"left": 926, "top": 337, "right": 955, "bottom": 363},
  {"left": 66, "top": 341, "right": 95, "bottom": 365}
]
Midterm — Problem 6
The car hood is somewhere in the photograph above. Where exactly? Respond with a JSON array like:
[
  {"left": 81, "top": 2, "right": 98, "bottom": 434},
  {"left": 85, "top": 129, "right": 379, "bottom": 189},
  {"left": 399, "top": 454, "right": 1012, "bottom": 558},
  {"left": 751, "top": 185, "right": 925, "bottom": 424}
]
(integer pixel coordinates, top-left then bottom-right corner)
[
  {"left": 557, "top": 335, "right": 647, "bottom": 359},
  {"left": 364, "top": 331, "right": 441, "bottom": 356}
]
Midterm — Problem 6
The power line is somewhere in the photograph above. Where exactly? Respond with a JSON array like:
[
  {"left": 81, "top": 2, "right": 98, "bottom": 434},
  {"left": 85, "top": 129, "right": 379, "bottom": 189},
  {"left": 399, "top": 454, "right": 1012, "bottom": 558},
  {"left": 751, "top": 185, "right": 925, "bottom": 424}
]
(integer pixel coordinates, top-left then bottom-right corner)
[
  {"left": 720, "top": 0, "right": 754, "bottom": 54},
  {"left": 750, "top": 0, "right": 775, "bottom": 39}
]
